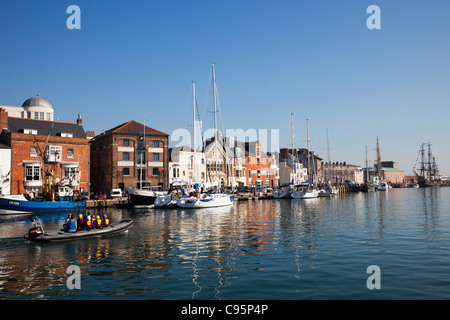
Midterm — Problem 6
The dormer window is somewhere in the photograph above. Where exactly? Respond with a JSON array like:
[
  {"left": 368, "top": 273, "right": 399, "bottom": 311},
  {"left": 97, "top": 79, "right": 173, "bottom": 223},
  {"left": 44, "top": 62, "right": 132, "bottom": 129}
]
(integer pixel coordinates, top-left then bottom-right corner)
[
  {"left": 24, "top": 129, "right": 38, "bottom": 135},
  {"left": 60, "top": 132, "right": 73, "bottom": 138}
]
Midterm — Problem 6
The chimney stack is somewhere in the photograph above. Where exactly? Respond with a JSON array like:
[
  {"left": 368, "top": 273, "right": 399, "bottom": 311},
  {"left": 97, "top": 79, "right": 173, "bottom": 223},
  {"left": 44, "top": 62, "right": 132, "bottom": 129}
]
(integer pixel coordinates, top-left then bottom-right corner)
[
  {"left": 0, "top": 108, "right": 8, "bottom": 131},
  {"left": 77, "top": 114, "right": 82, "bottom": 126}
]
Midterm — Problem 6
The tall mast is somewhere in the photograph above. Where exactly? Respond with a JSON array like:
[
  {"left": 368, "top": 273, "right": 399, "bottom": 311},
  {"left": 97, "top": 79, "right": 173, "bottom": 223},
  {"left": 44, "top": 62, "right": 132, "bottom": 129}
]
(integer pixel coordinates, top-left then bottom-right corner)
[
  {"left": 306, "top": 117, "right": 311, "bottom": 182},
  {"left": 212, "top": 63, "right": 218, "bottom": 181},
  {"left": 192, "top": 81, "right": 196, "bottom": 182},
  {"left": 291, "top": 113, "right": 296, "bottom": 180},
  {"left": 375, "top": 136, "right": 382, "bottom": 180},
  {"left": 326, "top": 129, "right": 330, "bottom": 183},
  {"left": 365, "top": 145, "right": 369, "bottom": 185}
]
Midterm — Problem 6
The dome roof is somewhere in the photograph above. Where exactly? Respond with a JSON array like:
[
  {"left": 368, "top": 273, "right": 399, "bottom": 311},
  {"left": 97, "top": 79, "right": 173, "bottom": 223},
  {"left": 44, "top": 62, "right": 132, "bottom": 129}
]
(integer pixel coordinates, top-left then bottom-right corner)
[{"left": 22, "top": 94, "right": 53, "bottom": 109}]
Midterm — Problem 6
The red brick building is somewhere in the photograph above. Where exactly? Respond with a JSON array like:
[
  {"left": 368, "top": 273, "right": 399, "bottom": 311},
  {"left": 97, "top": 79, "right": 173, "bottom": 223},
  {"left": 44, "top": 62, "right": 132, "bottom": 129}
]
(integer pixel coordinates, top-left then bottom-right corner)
[
  {"left": 0, "top": 108, "right": 90, "bottom": 195},
  {"left": 90, "top": 120, "right": 169, "bottom": 194}
]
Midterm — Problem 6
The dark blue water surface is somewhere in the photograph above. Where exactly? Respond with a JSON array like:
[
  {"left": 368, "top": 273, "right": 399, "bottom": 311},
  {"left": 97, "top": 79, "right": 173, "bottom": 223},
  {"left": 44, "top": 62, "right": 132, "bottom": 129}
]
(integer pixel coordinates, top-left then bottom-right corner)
[{"left": 1, "top": 188, "right": 450, "bottom": 300}]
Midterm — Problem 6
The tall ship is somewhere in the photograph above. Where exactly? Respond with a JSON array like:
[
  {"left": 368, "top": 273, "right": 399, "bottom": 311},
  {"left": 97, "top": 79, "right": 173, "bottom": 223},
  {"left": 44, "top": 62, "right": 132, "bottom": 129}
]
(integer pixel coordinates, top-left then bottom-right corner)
[{"left": 413, "top": 142, "right": 441, "bottom": 187}]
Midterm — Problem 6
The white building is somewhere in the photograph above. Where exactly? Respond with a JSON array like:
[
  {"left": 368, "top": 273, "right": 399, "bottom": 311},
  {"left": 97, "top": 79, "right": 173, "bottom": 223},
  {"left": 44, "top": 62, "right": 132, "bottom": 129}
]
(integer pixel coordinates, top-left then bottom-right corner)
[
  {"left": 169, "top": 145, "right": 206, "bottom": 186},
  {"left": 279, "top": 153, "right": 308, "bottom": 185},
  {"left": 0, "top": 94, "right": 55, "bottom": 121},
  {"left": 0, "top": 139, "right": 11, "bottom": 195}
]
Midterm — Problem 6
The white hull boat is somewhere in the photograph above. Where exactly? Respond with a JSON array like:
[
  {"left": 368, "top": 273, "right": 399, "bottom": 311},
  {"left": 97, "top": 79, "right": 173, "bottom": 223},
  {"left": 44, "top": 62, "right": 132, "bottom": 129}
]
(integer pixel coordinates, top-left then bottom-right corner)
[
  {"left": 177, "top": 194, "right": 234, "bottom": 208},
  {"left": 291, "top": 188, "right": 319, "bottom": 199},
  {"left": 154, "top": 194, "right": 178, "bottom": 208},
  {"left": 378, "top": 180, "right": 389, "bottom": 192}
]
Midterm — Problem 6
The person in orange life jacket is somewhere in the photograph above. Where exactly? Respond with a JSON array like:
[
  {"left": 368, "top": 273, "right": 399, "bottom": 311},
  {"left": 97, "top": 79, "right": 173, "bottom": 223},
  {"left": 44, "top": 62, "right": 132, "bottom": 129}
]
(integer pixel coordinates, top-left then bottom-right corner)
[
  {"left": 77, "top": 214, "right": 86, "bottom": 231},
  {"left": 102, "top": 214, "right": 110, "bottom": 228},
  {"left": 85, "top": 213, "right": 93, "bottom": 231}
]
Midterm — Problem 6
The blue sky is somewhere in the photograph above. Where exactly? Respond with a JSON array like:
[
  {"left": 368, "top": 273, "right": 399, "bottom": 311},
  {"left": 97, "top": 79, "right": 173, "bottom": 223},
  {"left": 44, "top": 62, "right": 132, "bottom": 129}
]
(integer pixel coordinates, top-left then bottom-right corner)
[{"left": 1, "top": 0, "right": 449, "bottom": 175}]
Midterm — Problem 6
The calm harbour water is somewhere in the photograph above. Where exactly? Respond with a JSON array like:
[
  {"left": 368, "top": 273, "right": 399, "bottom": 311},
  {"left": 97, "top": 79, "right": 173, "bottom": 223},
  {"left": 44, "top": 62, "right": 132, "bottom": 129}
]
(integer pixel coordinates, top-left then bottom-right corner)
[{"left": 1, "top": 187, "right": 450, "bottom": 300}]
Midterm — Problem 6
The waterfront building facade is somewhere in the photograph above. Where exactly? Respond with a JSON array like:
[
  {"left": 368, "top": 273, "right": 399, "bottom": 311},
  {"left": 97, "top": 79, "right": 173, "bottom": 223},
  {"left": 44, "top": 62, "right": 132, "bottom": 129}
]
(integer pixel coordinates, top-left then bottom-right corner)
[
  {"left": 204, "top": 132, "right": 228, "bottom": 187},
  {"left": 90, "top": 120, "right": 169, "bottom": 194},
  {"left": 245, "top": 141, "right": 273, "bottom": 188},
  {"left": 279, "top": 148, "right": 308, "bottom": 185},
  {"left": 323, "top": 162, "right": 364, "bottom": 185},
  {"left": 168, "top": 145, "right": 206, "bottom": 186},
  {"left": 0, "top": 106, "right": 90, "bottom": 195}
]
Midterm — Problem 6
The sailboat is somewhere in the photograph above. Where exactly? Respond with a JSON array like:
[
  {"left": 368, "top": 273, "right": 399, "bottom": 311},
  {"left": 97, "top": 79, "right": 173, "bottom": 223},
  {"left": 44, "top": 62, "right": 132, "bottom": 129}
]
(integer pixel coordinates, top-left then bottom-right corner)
[
  {"left": 273, "top": 114, "right": 296, "bottom": 199},
  {"left": 373, "top": 137, "right": 388, "bottom": 192},
  {"left": 413, "top": 142, "right": 442, "bottom": 187},
  {"left": 291, "top": 117, "right": 318, "bottom": 199},
  {"left": 177, "top": 64, "right": 234, "bottom": 209},
  {"left": 318, "top": 129, "right": 338, "bottom": 197}
]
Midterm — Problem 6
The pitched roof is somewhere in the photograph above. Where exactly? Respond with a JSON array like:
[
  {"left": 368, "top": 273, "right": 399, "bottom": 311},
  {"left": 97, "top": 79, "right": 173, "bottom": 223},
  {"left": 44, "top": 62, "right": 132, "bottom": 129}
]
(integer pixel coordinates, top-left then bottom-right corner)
[
  {"left": 103, "top": 120, "right": 168, "bottom": 137},
  {"left": 7, "top": 117, "right": 86, "bottom": 139}
]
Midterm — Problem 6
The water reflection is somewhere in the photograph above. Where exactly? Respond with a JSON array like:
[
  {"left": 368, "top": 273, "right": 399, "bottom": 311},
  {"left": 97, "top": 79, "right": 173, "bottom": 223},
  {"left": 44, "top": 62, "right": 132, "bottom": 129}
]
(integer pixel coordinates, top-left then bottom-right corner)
[{"left": 1, "top": 188, "right": 450, "bottom": 299}]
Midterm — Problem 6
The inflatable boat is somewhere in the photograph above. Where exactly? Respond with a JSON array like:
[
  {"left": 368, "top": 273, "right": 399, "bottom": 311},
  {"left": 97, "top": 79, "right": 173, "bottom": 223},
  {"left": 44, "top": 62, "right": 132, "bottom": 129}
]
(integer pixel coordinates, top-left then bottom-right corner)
[{"left": 24, "top": 216, "right": 133, "bottom": 242}]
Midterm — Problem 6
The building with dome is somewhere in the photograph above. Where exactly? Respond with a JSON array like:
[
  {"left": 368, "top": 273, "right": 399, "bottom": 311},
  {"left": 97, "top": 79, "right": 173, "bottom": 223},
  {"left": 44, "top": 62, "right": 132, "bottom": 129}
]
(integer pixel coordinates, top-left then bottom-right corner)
[
  {"left": 0, "top": 95, "right": 90, "bottom": 196},
  {"left": 0, "top": 94, "right": 54, "bottom": 121}
]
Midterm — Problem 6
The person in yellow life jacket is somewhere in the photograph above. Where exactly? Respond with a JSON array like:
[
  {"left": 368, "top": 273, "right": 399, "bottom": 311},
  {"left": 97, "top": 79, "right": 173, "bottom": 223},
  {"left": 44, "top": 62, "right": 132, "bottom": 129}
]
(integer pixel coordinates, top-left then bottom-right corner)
[
  {"left": 85, "top": 213, "right": 93, "bottom": 231},
  {"left": 102, "top": 214, "right": 110, "bottom": 228},
  {"left": 94, "top": 215, "right": 103, "bottom": 229}
]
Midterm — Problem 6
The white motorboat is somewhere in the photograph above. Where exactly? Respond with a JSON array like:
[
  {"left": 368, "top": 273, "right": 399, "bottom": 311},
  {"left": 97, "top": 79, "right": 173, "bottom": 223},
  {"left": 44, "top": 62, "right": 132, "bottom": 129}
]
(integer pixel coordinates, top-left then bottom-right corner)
[
  {"left": 291, "top": 186, "right": 319, "bottom": 199},
  {"left": 177, "top": 193, "right": 234, "bottom": 208},
  {"left": 378, "top": 180, "right": 389, "bottom": 191},
  {"left": 154, "top": 194, "right": 178, "bottom": 208}
]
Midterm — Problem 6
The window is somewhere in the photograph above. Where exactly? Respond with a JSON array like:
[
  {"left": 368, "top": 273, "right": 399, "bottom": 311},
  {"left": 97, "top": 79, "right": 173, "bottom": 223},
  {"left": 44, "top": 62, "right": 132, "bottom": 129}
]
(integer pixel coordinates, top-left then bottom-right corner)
[
  {"left": 46, "top": 113, "right": 50, "bottom": 120},
  {"left": 153, "top": 141, "right": 159, "bottom": 147},
  {"left": 34, "top": 112, "right": 39, "bottom": 119},
  {"left": 137, "top": 169, "right": 146, "bottom": 180},
  {"left": 257, "top": 158, "right": 260, "bottom": 166},
  {"left": 153, "top": 168, "right": 159, "bottom": 176},
  {"left": 137, "top": 152, "right": 145, "bottom": 164},
  {"left": 123, "top": 152, "right": 129, "bottom": 161},
  {"left": 123, "top": 168, "right": 130, "bottom": 176},
  {"left": 138, "top": 139, "right": 145, "bottom": 150},
  {"left": 63, "top": 167, "right": 79, "bottom": 181},
  {"left": 257, "top": 148, "right": 260, "bottom": 156},
  {"left": 153, "top": 153, "right": 159, "bottom": 162},
  {"left": 27, "top": 112, "right": 31, "bottom": 119},
  {"left": 257, "top": 170, "right": 261, "bottom": 178},
  {"left": 25, "top": 165, "right": 41, "bottom": 181},
  {"left": 67, "top": 149, "right": 74, "bottom": 159},
  {"left": 30, "top": 147, "right": 38, "bottom": 157},
  {"left": 173, "top": 167, "right": 179, "bottom": 178},
  {"left": 123, "top": 139, "right": 129, "bottom": 147},
  {"left": 39, "top": 112, "right": 44, "bottom": 120}
]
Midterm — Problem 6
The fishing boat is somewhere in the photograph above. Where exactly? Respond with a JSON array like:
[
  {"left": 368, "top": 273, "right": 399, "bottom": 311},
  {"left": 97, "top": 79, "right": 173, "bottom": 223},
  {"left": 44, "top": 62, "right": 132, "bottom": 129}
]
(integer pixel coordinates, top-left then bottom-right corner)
[
  {"left": 0, "top": 193, "right": 86, "bottom": 214},
  {"left": 177, "top": 193, "right": 234, "bottom": 208},
  {"left": 24, "top": 216, "right": 133, "bottom": 242}
]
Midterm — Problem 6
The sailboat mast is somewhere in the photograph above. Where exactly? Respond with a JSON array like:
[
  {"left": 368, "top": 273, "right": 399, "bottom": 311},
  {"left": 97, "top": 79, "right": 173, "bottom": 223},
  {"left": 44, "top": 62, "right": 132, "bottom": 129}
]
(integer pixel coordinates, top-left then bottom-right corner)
[
  {"left": 376, "top": 137, "right": 382, "bottom": 180},
  {"left": 192, "top": 81, "right": 196, "bottom": 182},
  {"left": 365, "top": 145, "right": 369, "bottom": 185},
  {"left": 212, "top": 63, "right": 218, "bottom": 181},
  {"left": 306, "top": 117, "right": 312, "bottom": 183},
  {"left": 326, "top": 129, "right": 330, "bottom": 183}
]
